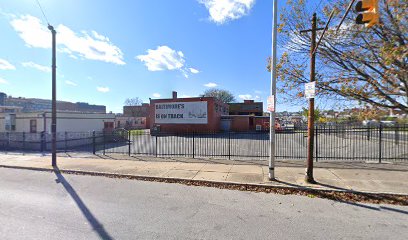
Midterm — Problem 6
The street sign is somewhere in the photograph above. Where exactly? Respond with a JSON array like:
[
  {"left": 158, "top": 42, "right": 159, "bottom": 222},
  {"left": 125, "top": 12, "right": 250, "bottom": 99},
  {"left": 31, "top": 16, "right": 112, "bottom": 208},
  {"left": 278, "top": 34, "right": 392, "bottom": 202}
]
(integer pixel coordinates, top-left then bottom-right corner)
[
  {"left": 267, "top": 96, "right": 275, "bottom": 112},
  {"left": 305, "top": 82, "right": 316, "bottom": 99}
]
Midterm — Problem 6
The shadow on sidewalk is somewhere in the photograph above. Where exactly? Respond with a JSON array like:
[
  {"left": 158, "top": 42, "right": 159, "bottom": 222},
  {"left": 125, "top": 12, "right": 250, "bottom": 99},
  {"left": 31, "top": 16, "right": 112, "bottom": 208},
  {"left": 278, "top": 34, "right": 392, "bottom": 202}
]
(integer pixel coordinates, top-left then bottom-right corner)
[
  {"left": 274, "top": 179, "right": 408, "bottom": 213},
  {"left": 53, "top": 166, "right": 113, "bottom": 240}
]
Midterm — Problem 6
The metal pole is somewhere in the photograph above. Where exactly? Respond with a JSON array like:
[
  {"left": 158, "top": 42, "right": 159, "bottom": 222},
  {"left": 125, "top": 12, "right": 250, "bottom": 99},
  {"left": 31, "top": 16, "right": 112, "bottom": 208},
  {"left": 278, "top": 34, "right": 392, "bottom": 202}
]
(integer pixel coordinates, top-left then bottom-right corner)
[
  {"left": 155, "top": 135, "right": 158, "bottom": 157},
  {"left": 103, "top": 131, "right": 106, "bottom": 155},
  {"left": 64, "top": 131, "right": 67, "bottom": 153},
  {"left": 192, "top": 132, "right": 195, "bottom": 158},
  {"left": 379, "top": 124, "right": 382, "bottom": 163},
  {"left": 269, "top": 0, "right": 278, "bottom": 181},
  {"left": 22, "top": 132, "right": 25, "bottom": 150},
  {"left": 228, "top": 131, "right": 231, "bottom": 160},
  {"left": 128, "top": 131, "right": 131, "bottom": 156},
  {"left": 48, "top": 25, "right": 57, "bottom": 167},
  {"left": 6, "top": 132, "right": 10, "bottom": 151},
  {"left": 306, "top": 13, "right": 317, "bottom": 184},
  {"left": 92, "top": 131, "right": 96, "bottom": 154}
]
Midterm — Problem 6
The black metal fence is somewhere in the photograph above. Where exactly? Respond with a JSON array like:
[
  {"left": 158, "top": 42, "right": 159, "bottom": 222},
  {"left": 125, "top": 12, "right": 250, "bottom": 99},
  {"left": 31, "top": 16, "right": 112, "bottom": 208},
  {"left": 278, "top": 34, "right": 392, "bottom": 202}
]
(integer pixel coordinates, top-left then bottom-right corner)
[{"left": 1, "top": 124, "right": 407, "bottom": 162}]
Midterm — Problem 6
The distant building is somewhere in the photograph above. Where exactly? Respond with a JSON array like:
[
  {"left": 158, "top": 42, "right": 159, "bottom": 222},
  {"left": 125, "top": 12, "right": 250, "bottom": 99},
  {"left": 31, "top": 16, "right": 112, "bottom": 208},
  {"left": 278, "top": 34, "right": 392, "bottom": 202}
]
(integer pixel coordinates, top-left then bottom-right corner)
[
  {"left": 149, "top": 91, "right": 229, "bottom": 133},
  {"left": 0, "top": 92, "right": 6, "bottom": 106},
  {"left": 0, "top": 92, "right": 106, "bottom": 113},
  {"left": 0, "top": 111, "right": 115, "bottom": 133},
  {"left": 115, "top": 116, "right": 147, "bottom": 129},
  {"left": 228, "top": 100, "right": 263, "bottom": 116},
  {"left": 123, "top": 103, "right": 150, "bottom": 117}
]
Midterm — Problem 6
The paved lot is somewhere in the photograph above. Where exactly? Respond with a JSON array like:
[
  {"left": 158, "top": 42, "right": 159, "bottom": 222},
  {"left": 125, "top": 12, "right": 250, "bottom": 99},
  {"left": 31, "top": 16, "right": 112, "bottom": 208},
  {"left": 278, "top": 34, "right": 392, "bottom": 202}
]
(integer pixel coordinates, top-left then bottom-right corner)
[
  {"left": 99, "top": 132, "right": 408, "bottom": 161},
  {"left": 1, "top": 153, "right": 408, "bottom": 194},
  {"left": 1, "top": 168, "right": 407, "bottom": 240}
]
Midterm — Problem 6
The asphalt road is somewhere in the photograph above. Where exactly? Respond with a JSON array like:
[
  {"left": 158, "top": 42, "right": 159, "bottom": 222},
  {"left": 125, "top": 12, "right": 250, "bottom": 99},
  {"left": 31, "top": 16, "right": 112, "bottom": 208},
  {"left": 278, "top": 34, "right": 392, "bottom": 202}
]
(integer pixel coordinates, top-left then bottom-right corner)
[{"left": 1, "top": 168, "right": 407, "bottom": 240}]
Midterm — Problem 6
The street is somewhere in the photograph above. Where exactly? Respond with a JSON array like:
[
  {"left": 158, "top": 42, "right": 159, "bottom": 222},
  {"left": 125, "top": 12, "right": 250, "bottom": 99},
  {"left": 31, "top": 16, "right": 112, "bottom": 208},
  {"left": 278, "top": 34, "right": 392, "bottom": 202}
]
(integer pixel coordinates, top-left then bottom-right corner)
[{"left": 0, "top": 168, "right": 407, "bottom": 239}]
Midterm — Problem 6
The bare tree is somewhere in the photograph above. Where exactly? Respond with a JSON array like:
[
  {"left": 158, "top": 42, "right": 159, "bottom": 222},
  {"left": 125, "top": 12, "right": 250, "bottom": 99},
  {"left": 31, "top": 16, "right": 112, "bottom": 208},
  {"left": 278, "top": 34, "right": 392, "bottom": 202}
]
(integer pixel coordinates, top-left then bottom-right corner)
[
  {"left": 268, "top": 0, "right": 407, "bottom": 113},
  {"left": 201, "top": 88, "right": 236, "bottom": 103},
  {"left": 124, "top": 97, "right": 143, "bottom": 106}
]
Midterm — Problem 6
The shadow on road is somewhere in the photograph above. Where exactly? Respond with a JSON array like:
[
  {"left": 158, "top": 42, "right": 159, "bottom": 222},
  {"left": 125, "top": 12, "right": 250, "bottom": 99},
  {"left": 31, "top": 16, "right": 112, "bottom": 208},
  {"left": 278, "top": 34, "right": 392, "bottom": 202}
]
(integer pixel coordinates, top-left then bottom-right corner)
[
  {"left": 53, "top": 166, "right": 113, "bottom": 240},
  {"left": 274, "top": 179, "right": 408, "bottom": 212}
]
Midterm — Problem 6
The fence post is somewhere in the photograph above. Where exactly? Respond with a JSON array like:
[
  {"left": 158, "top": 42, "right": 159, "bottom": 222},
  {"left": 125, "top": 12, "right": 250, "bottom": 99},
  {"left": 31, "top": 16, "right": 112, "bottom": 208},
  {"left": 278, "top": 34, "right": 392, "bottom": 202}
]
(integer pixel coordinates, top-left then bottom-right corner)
[
  {"left": 155, "top": 135, "right": 158, "bottom": 157},
  {"left": 92, "top": 131, "right": 96, "bottom": 154},
  {"left": 379, "top": 124, "right": 382, "bottom": 163},
  {"left": 395, "top": 125, "right": 399, "bottom": 145},
  {"left": 22, "top": 132, "right": 25, "bottom": 150},
  {"left": 40, "top": 131, "right": 44, "bottom": 152},
  {"left": 103, "top": 131, "right": 106, "bottom": 155},
  {"left": 192, "top": 132, "right": 195, "bottom": 158},
  {"left": 228, "top": 131, "right": 231, "bottom": 160},
  {"left": 315, "top": 126, "right": 318, "bottom": 162},
  {"left": 6, "top": 132, "right": 10, "bottom": 151},
  {"left": 367, "top": 126, "right": 370, "bottom": 141},
  {"left": 128, "top": 131, "right": 131, "bottom": 156},
  {"left": 64, "top": 131, "right": 68, "bottom": 153}
]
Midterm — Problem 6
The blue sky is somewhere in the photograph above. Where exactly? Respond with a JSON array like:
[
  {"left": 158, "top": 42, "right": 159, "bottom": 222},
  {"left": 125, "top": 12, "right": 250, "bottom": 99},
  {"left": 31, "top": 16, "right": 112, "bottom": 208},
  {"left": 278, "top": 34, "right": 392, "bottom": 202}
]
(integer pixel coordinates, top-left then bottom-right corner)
[{"left": 0, "top": 0, "right": 323, "bottom": 113}]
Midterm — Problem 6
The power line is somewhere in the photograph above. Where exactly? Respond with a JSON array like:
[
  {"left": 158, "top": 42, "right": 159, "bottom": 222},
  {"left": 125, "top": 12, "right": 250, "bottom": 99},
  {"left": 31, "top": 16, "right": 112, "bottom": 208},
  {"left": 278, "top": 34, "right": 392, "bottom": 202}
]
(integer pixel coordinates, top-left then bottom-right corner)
[
  {"left": 313, "top": 0, "right": 325, "bottom": 13},
  {"left": 35, "top": 0, "right": 50, "bottom": 25}
]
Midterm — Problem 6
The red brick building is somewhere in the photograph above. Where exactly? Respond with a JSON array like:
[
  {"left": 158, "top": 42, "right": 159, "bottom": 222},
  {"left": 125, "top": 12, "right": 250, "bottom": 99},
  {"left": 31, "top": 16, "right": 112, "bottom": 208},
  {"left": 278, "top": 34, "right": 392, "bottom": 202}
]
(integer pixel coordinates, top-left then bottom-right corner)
[
  {"left": 123, "top": 103, "right": 150, "bottom": 128},
  {"left": 221, "top": 115, "right": 281, "bottom": 132},
  {"left": 228, "top": 100, "right": 263, "bottom": 116},
  {"left": 149, "top": 92, "right": 228, "bottom": 133}
]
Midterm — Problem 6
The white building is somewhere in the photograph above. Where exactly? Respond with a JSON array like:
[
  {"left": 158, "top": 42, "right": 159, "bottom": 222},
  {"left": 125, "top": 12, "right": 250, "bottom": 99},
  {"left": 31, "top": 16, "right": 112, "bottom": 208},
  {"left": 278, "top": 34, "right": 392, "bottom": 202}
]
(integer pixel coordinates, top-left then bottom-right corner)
[{"left": 0, "top": 111, "right": 115, "bottom": 133}]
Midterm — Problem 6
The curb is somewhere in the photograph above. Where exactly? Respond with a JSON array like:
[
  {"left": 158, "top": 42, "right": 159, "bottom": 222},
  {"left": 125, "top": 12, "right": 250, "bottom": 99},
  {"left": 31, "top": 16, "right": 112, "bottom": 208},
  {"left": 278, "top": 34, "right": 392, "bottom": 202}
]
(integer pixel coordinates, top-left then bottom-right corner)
[{"left": 1, "top": 164, "right": 407, "bottom": 205}]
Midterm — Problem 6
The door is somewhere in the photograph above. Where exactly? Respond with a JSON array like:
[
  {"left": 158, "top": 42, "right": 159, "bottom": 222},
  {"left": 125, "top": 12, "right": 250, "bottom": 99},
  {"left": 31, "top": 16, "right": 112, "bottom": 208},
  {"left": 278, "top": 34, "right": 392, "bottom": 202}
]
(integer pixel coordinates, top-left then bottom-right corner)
[{"left": 30, "top": 119, "right": 37, "bottom": 133}]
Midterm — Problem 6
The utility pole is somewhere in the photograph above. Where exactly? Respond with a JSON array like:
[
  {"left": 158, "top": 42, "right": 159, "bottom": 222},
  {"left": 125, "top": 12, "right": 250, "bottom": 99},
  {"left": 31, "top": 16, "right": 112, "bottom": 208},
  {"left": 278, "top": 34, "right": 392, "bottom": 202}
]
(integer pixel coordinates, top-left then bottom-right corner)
[
  {"left": 299, "top": 14, "right": 319, "bottom": 183},
  {"left": 48, "top": 25, "right": 57, "bottom": 167},
  {"left": 299, "top": 10, "right": 334, "bottom": 183},
  {"left": 305, "top": 13, "right": 317, "bottom": 183},
  {"left": 269, "top": 0, "right": 278, "bottom": 181}
]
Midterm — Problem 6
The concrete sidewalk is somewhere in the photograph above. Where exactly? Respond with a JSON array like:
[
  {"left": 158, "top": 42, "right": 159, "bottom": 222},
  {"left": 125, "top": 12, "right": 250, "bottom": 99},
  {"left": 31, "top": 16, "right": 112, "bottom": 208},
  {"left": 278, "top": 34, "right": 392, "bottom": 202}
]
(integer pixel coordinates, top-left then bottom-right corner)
[{"left": 1, "top": 153, "right": 408, "bottom": 195}]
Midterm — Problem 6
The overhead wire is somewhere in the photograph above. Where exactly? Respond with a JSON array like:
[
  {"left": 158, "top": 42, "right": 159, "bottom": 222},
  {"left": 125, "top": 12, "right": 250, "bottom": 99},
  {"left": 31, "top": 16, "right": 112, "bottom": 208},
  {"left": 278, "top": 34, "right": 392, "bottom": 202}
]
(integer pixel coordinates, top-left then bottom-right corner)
[{"left": 35, "top": 0, "right": 50, "bottom": 25}]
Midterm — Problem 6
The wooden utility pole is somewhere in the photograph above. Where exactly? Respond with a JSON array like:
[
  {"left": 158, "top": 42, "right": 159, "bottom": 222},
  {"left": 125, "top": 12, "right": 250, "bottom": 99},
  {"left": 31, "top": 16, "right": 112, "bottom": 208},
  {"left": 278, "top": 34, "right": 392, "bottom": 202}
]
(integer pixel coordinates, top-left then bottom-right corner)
[
  {"left": 299, "top": 10, "right": 334, "bottom": 183},
  {"left": 305, "top": 13, "right": 317, "bottom": 183}
]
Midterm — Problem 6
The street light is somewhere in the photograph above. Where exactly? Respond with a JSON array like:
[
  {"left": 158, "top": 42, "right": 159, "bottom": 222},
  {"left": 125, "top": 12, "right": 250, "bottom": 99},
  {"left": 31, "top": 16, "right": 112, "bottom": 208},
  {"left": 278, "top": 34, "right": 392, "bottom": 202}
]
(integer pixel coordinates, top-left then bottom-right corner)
[
  {"left": 48, "top": 25, "right": 57, "bottom": 167},
  {"left": 269, "top": 0, "right": 278, "bottom": 180}
]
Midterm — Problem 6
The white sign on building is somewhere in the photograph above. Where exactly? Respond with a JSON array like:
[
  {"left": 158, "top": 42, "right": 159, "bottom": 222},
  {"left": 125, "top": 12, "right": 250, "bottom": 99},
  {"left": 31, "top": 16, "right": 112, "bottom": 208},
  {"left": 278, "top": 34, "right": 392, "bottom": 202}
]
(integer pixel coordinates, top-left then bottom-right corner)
[
  {"left": 305, "top": 82, "right": 316, "bottom": 99},
  {"left": 155, "top": 101, "right": 208, "bottom": 124}
]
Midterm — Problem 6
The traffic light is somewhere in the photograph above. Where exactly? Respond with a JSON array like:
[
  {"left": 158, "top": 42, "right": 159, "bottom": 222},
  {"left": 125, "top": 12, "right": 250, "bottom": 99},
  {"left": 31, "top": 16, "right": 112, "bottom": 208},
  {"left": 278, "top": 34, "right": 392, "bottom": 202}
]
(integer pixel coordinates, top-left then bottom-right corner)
[{"left": 355, "top": 0, "right": 379, "bottom": 28}]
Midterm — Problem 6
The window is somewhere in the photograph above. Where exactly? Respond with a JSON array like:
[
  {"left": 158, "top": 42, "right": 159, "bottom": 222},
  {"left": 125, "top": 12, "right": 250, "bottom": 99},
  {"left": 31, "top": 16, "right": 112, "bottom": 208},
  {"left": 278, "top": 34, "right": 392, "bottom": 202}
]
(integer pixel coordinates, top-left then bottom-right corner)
[
  {"left": 5, "top": 114, "right": 16, "bottom": 131},
  {"left": 30, "top": 119, "right": 37, "bottom": 133}
]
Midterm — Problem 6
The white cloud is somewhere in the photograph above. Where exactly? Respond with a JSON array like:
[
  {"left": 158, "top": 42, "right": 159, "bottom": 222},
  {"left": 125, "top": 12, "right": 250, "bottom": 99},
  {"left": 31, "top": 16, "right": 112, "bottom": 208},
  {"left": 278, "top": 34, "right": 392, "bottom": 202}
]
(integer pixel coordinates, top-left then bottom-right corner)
[
  {"left": 0, "top": 77, "right": 9, "bottom": 84},
  {"left": 152, "top": 93, "right": 161, "bottom": 98},
  {"left": 199, "top": 0, "right": 256, "bottom": 24},
  {"left": 238, "top": 94, "right": 260, "bottom": 100},
  {"left": 204, "top": 82, "right": 218, "bottom": 88},
  {"left": 0, "top": 59, "right": 16, "bottom": 70},
  {"left": 10, "top": 15, "right": 125, "bottom": 65},
  {"left": 189, "top": 68, "right": 200, "bottom": 74},
  {"left": 137, "top": 45, "right": 199, "bottom": 79},
  {"left": 21, "top": 61, "right": 50, "bottom": 72},
  {"left": 254, "top": 90, "right": 262, "bottom": 94},
  {"left": 137, "top": 46, "right": 185, "bottom": 71},
  {"left": 65, "top": 80, "right": 77, "bottom": 86},
  {"left": 238, "top": 94, "right": 252, "bottom": 100},
  {"left": 97, "top": 86, "right": 110, "bottom": 93}
]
